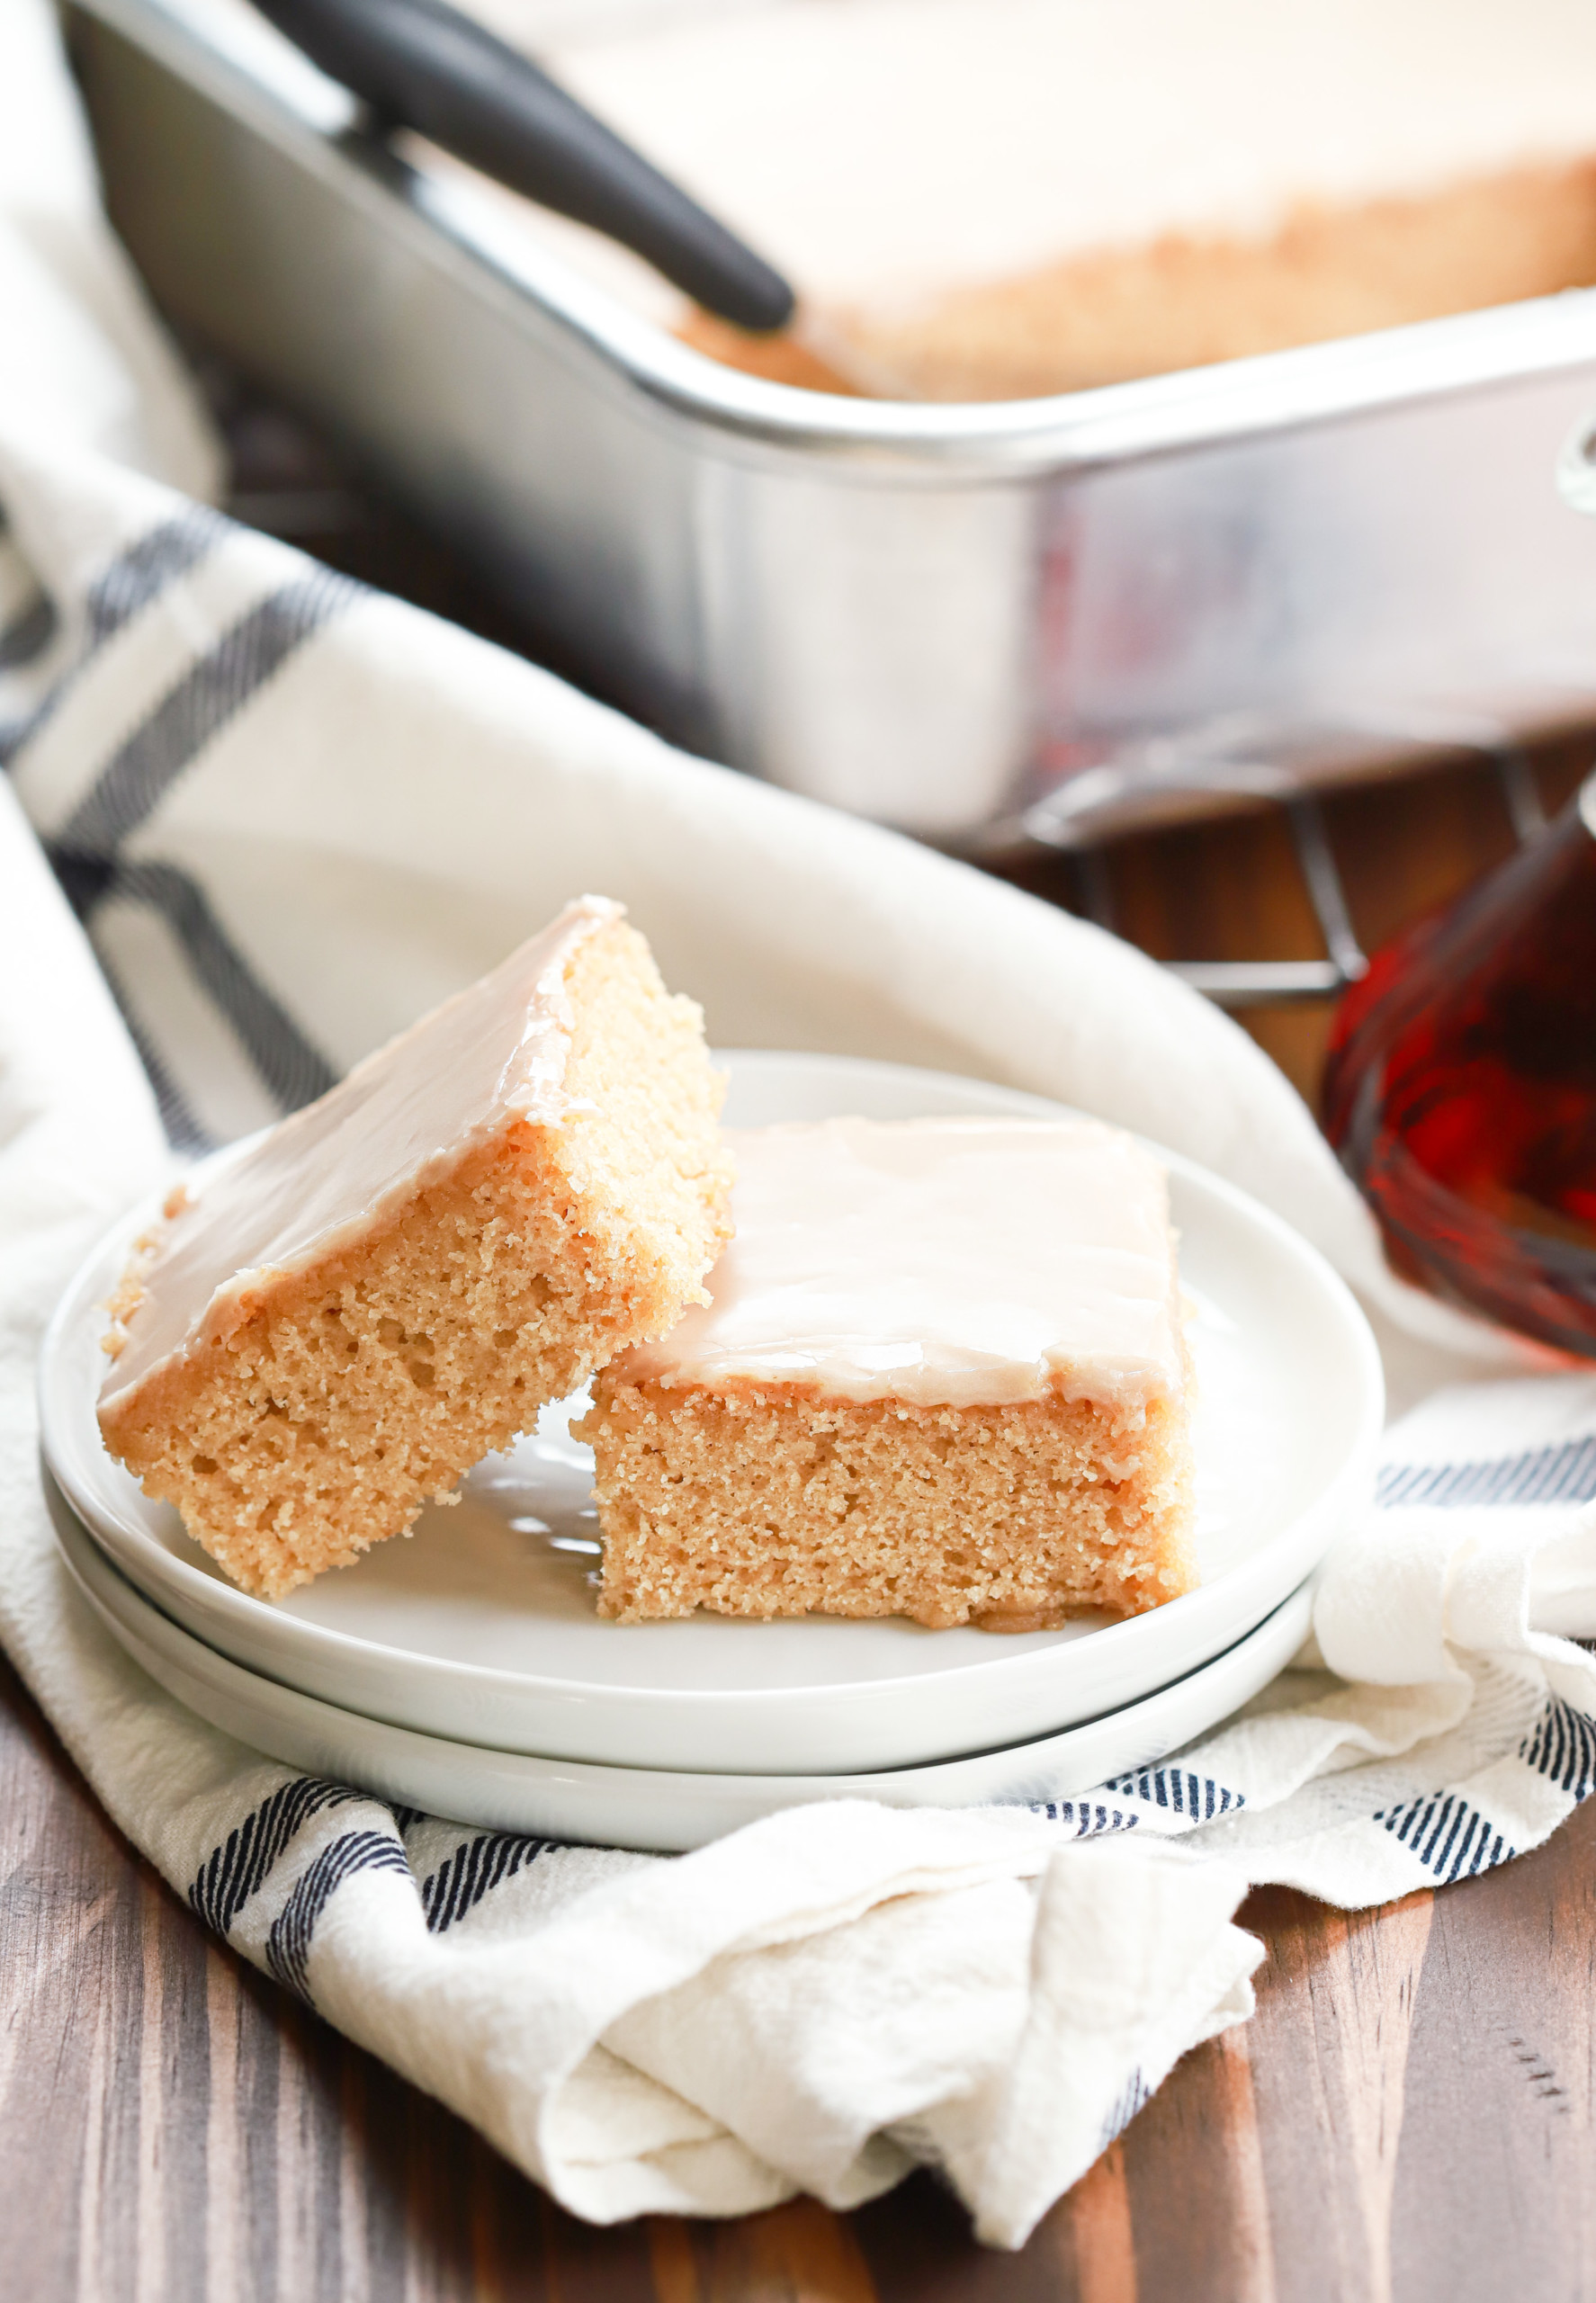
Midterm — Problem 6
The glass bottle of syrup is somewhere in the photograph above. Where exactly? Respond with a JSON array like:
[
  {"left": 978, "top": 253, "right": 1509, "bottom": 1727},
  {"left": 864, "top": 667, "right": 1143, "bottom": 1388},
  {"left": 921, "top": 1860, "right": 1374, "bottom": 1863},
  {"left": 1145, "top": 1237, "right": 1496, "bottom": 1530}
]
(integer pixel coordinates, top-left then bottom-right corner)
[{"left": 1323, "top": 774, "right": 1596, "bottom": 1354}]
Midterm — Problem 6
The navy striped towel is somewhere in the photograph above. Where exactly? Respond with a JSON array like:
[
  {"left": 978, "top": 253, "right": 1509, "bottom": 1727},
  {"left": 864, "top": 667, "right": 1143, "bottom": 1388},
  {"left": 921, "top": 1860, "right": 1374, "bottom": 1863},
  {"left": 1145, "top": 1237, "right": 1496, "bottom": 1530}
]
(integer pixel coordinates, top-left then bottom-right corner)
[{"left": 4, "top": 0, "right": 1596, "bottom": 2251}]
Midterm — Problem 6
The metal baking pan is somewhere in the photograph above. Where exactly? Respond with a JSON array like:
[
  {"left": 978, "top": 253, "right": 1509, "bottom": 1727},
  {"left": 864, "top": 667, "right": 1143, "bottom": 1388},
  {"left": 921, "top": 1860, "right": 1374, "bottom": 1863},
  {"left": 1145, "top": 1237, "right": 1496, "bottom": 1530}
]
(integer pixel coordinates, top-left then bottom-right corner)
[{"left": 64, "top": 0, "right": 1596, "bottom": 847}]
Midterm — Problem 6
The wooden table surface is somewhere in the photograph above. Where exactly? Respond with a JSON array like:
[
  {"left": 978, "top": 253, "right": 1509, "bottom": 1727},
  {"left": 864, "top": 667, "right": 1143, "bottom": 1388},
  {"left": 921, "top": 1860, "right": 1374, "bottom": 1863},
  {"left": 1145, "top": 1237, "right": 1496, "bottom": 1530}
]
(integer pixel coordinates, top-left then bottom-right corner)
[
  {"left": 13, "top": 399, "right": 1595, "bottom": 2299},
  {"left": 9, "top": 1639, "right": 1596, "bottom": 2303}
]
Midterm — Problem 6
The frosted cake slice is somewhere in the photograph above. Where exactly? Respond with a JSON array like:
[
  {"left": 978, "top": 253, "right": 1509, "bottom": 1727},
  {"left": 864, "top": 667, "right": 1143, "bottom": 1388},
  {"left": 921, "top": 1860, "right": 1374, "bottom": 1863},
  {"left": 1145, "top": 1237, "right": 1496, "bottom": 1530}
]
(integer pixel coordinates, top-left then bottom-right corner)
[
  {"left": 99, "top": 899, "right": 733, "bottom": 1599},
  {"left": 579, "top": 1114, "right": 1196, "bottom": 1629}
]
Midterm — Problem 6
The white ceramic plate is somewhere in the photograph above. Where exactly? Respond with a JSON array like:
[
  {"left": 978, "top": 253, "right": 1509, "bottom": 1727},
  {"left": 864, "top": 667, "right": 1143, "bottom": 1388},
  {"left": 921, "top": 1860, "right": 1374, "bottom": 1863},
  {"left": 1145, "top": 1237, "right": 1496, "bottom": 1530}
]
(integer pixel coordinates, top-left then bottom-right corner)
[
  {"left": 49, "top": 1480, "right": 1316, "bottom": 1853},
  {"left": 41, "top": 1052, "right": 1382, "bottom": 1775}
]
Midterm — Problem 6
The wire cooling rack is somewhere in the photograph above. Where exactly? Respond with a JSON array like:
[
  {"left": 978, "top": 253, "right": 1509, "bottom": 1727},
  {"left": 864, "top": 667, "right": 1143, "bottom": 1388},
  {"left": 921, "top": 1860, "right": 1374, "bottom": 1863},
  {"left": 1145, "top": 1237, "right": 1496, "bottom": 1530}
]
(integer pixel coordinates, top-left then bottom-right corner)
[{"left": 1000, "top": 716, "right": 1561, "bottom": 1009}]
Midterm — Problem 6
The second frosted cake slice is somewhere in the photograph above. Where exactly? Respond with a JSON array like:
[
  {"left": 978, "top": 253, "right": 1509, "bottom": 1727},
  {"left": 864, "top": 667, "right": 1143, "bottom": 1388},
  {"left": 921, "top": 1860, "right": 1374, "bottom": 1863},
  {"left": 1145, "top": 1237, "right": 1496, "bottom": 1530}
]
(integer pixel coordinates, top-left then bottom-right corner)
[{"left": 581, "top": 1114, "right": 1196, "bottom": 1629}]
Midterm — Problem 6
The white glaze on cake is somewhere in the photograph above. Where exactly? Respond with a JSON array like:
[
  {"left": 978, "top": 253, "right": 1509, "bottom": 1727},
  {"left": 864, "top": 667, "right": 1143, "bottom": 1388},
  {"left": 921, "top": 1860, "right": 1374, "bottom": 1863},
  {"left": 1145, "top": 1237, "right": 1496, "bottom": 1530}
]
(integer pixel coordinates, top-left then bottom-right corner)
[
  {"left": 517, "top": 0, "right": 1596, "bottom": 309},
  {"left": 101, "top": 897, "right": 619, "bottom": 1405},
  {"left": 617, "top": 1114, "right": 1184, "bottom": 1411}
]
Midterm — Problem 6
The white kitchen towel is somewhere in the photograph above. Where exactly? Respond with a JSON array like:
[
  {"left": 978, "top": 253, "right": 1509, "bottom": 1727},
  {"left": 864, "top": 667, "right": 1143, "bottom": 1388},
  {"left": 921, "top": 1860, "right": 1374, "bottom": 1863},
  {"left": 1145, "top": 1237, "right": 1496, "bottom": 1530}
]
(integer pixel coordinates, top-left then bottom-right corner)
[
  {"left": 6, "top": 0, "right": 1596, "bottom": 2254},
  {"left": 7, "top": 727, "right": 1596, "bottom": 2248}
]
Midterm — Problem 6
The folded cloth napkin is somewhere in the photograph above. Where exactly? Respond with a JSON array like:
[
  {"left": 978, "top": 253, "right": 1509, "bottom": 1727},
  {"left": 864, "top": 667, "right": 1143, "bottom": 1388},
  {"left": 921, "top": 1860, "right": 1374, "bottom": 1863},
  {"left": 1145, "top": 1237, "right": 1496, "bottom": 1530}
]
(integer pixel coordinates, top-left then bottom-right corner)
[{"left": 6, "top": 0, "right": 1596, "bottom": 2252}]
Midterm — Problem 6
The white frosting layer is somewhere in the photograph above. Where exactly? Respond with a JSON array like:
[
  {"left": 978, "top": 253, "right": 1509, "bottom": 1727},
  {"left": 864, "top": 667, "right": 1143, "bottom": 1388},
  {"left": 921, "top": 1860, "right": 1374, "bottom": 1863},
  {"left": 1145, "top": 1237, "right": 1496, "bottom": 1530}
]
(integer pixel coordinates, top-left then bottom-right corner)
[
  {"left": 489, "top": 0, "right": 1596, "bottom": 309},
  {"left": 101, "top": 897, "right": 618, "bottom": 1406},
  {"left": 618, "top": 1114, "right": 1184, "bottom": 1410}
]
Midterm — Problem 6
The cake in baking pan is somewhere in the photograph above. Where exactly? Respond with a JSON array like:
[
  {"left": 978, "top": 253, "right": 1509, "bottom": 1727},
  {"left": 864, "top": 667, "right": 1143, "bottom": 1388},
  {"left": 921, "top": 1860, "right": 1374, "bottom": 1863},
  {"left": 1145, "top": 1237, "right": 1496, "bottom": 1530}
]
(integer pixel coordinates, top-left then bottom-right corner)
[
  {"left": 98, "top": 899, "right": 733, "bottom": 1599},
  {"left": 489, "top": 0, "right": 1596, "bottom": 399},
  {"left": 579, "top": 1115, "right": 1197, "bottom": 1628}
]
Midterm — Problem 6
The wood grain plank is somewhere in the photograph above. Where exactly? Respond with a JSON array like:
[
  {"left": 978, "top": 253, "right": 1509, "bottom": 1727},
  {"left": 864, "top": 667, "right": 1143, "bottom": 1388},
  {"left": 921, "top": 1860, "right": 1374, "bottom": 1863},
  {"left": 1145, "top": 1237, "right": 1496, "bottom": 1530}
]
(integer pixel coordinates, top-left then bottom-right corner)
[
  {"left": 0, "top": 1655, "right": 644, "bottom": 2303},
  {"left": 1062, "top": 2141, "right": 1136, "bottom": 2303},
  {"left": 677, "top": 2195, "right": 879, "bottom": 2303},
  {"left": 1110, "top": 2018, "right": 1276, "bottom": 2303},
  {"left": 1236, "top": 1886, "right": 1434, "bottom": 2303},
  {"left": 0, "top": 1661, "right": 130, "bottom": 2303},
  {"left": 1388, "top": 1796, "right": 1596, "bottom": 2302}
]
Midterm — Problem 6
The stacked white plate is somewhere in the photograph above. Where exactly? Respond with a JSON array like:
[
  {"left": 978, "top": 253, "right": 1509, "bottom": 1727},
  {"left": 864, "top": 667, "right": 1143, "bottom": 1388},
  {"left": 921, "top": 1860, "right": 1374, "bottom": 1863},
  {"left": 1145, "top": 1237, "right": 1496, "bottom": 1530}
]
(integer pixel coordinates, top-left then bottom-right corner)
[{"left": 40, "top": 1053, "right": 1385, "bottom": 1852}]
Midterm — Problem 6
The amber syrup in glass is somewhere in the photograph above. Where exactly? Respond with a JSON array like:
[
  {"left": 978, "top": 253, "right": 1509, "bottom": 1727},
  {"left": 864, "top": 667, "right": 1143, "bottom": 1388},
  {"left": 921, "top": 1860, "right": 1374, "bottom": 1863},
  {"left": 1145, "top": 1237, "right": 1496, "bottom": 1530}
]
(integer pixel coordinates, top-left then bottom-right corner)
[{"left": 1323, "top": 775, "right": 1596, "bottom": 1353}]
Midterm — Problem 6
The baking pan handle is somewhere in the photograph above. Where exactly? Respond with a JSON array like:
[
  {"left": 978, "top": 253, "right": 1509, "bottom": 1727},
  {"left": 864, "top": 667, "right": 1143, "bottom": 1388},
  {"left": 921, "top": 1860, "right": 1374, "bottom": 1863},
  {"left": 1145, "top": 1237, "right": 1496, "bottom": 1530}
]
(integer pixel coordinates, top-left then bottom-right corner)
[{"left": 252, "top": 0, "right": 795, "bottom": 332}]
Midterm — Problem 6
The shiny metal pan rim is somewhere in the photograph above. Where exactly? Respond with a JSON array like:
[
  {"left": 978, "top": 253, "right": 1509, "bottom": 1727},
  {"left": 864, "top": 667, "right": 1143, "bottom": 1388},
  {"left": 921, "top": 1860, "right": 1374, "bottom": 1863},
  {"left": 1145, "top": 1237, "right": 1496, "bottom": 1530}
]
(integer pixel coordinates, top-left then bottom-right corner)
[{"left": 76, "top": 0, "right": 1596, "bottom": 481}]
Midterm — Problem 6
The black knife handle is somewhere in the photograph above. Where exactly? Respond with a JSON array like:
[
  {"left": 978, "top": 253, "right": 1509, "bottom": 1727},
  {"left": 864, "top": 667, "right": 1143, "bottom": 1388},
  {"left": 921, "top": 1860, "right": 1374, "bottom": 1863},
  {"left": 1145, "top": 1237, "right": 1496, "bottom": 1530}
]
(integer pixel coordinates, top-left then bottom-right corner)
[{"left": 253, "top": 0, "right": 795, "bottom": 332}]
